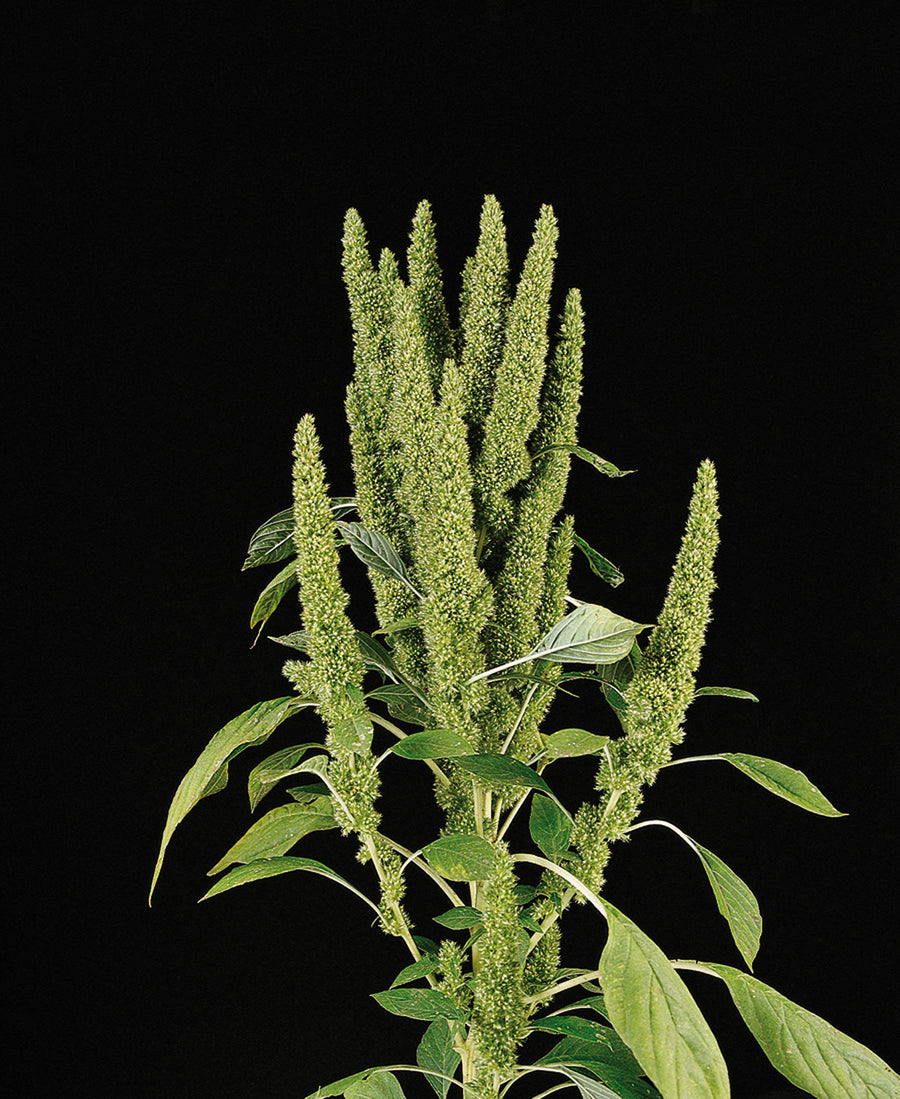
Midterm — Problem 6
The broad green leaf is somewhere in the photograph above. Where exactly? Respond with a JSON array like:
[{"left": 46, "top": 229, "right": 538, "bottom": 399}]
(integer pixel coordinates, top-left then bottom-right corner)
[
  {"left": 250, "top": 561, "right": 297, "bottom": 629},
  {"left": 417, "top": 1018, "right": 461, "bottom": 1099},
  {"left": 207, "top": 799, "right": 337, "bottom": 875},
  {"left": 345, "top": 1072, "right": 406, "bottom": 1099},
  {"left": 453, "top": 753, "right": 555, "bottom": 798},
  {"left": 371, "top": 988, "right": 463, "bottom": 1021},
  {"left": 390, "top": 729, "right": 475, "bottom": 760},
  {"left": 199, "top": 855, "right": 380, "bottom": 914},
  {"left": 243, "top": 499, "right": 356, "bottom": 571},
  {"left": 242, "top": 507, "right": 294, "bottom": 570},
  {"left": 337, "top": 522, "right": 422, "bottom": 597},
  {"left": 432, "top": 906, "right": 483, "bottom": 929},
  {"left": 529, "top": 1063, "right": 655, "bottom": 1099},
  {"left": 390, "top": 954, "right": 439, "bottom": 989},
  {"left": 535, "top": 443, "right": 634, "bottom": 478},
  {"left": 308, "top": 1069, "right": 369, "bottom": 1098},
  {"left": 268, "top": 630, "right": 312, "bottom": 652},
  {"left": 373, "top": 617, "right": 421, "bottom": 637},
  {"left": 599, "top": 900, "right": 730, "bottom": 1097},
  {"left": 423, "top": 835, "right": 498, "bottom": 882},
  {"left": 692, "top": 841, "right": 761, "bottom": 971},
  {"left": 546, "top": 728, "right": 611, "bottom": 760},
  {"left": 532, "top": 604, "right": 650, "bottom": 665},
  {"left": 366, "top": 684, "right": 431, "bottom": 727},
  {"left": 535, "top": 1034, "right": 660, "bottom": 1099},
  {"left": 719, "top": 753, "right": 845, "bottom": 816},
  {"left": 694, "top": 686, "right": 759, "bottom": 702},
  {"left": 469, "top": 605, "right": 649, "bottom": 682},
  {"left": 573, "top": 531, "right": 625, "bottom": 587},
  {"left": 248, "top": 743, "right": 325, "bottom": 810},
  {"left": 356, "top": 632, "right": 432, "bottom": 708},
  {"left": 149, "top": 697, "right": 307, "bottom": 903},
  {"left": 642, "top": 821, "right": 761, "bottom": 970},
  {"left": 705, "top": 963, "right": 900, "bottom": 1098},
  {"left": 530, "top": 795, "right": 572, "bottom": 860}
]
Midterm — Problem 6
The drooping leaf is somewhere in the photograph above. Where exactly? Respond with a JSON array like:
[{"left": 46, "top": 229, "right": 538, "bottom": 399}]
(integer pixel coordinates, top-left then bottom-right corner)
[
  {"left": 337, "top": 522, "right": 422, "bottom": 597},
  {"left": 535, "top": 443, "right": 634, "bottom": 478},
  {"left": 719, "top": 753, "right": 846, "bottom": 816},
  {"left": 207, "top": 799, "right": 337, "bottom": 875},
  {"left": 390, "top": 954, "right": 439, "bottom": 989},
  {"left": 422, "top": 835, "right": 498, "bottom": 881},
  {"left": 198, "top": 855, "right": 380, "bottom": 914},
  {"left": 149, "top": 697, "right": 309, "bottom": 903},
  {"left": 573, "top": 531, "right": 625, "bottom": 587},
  {"left": 598, "top": 900, "right": 730, "bottom": 1097},
  {"left": 529, "top": 795, "right": 572, "bottom": 860},
  {"left": 371, "top": 988, "right": 463, "bottom": 1021},
  {"left": 545, "top": 728, "right": 611, "bottom": 760},
  {"left": 705, "top": 963, "right": 900, "bottom": 1098},
  {"left": 534, "top": 1034, "right": 661, "bottom": 1098},
  {"left": 694, "top": 686, "right": 759, "bottom": 702},
  {"left": 248, "top": 743, "right": 325, "bottom": 810},
  {"left": 432, "top": 906, "right": 483, "bottom": 929},
  {"left": 390, "top": 729, "right": 475, "bottom": 760},
  {"left": 417, "top": 1018, "right": 461, "bottom": 1099},
  {"left": 642, "top": 821, "right": 762, "bottom": 970},
  {"left": 250, "top": 561, "right": 298, "bottom": 629},
  {"left": 453, "top": 753, "right": 555, "bottom": 798}
]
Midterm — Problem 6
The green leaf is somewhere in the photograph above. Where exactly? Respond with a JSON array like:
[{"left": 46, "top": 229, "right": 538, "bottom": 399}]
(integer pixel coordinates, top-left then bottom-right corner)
[
  {"left": 534, "top": 1034, "right": 661, "bottom": 1098},
  {"left": 453, "top": 753, "right": 555, "bottom": 798},
  {"left": 390, "top": 955, "right": 439, "bottom": 989},
  {"left": 545, "top": 728, "right": 611, "bottom": 760},
  {"left": 337, "top": 522, "right": 422, "bottom": 597},
  {"left": 705, "top": 963, "right": 900, "bottom": 1098},
  {"left": 694, "top": 686, "right": 759, "bottom": 702},
  {"left": 371, "top": 988, "right": 463, "bottom": 1021},
  {"left": 530, "top": 795, "right": 572, "bottom": 860},
  {"left": 372, "top": 616, "right": 421, "bottom": 637},
  {"left": 530, "top": 1064, "right": 653, "bottom": 1099},
  {"left": 417, "top": 1018, "right": 461, "bottom": 1099},
  {"left": 432, "top": 906, "right": 483, "bottom": 929},
  {"left": 207, "top": 799, "right": 337, "bottom": 875},
  {"left": 535, "top": 443, "right": 634, "bottom": 478},
  {"left": 641, "top": 820, "right": 762, "bottom": 970},
  {"left": 268, "top": 630, "right": 312, "bottom": 652},
  {"left": 242, "top": 507, "right": 294, "bottom": 570},
  {"left": 532, "top": 604, "right": 650, "bottom": 665},
  {"left": 719, "top": 753, "right": 846, "bottom": 816},
  {"left": 469, "top": 605, "right": 649, "bottom": 683},
  {"left": 598, "top": 900, "right": 730, "bottom": 1097},
  {"left": 149, "top": 697, "right": 308, "bottom": 903},
  {"left": 243, "top": 499, "right": 356, "bottom": 571},
  {"left": 345, "top": 1072, "right": 406, "bottom": 1099},
  {"left": 198, "top": 856, "right": 381, "bottom": 914},
  {"left": 247, "top": 743, "right": 325, "bottom": 810},
  {"left": 250, "top": 561, "right": 297, "bottom": 629},
  {"left": 573, "top": 531, "right": 625, "bottom": 587},
  {"left": 366, "top": 684, "right": 431, "bottom": 727},
  {"left": 390, "top": 729, "right": 475, "bottom": 760},
  {"left": 422, "top": 835, "right": 498, "bottom": 882}
]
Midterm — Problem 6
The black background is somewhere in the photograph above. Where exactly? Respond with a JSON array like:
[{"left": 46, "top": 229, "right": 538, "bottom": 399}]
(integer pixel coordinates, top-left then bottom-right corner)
[{"left": 13, "top": 2, "right": 899, "bottom": 1096}]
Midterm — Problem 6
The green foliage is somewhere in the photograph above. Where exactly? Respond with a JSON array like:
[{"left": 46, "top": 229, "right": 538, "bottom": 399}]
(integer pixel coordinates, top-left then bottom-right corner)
[{"left": 153, "top": 199, "right": 898, "bottom": 1099}]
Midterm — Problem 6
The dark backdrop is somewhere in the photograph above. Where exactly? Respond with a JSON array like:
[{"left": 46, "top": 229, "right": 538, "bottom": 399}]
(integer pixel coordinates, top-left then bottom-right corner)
[{"left": 14, "top": 2, "right": 898, "bottom": 1096}]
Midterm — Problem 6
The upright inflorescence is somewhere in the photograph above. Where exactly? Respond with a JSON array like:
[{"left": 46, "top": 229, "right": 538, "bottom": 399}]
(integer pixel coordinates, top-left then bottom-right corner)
[{"left": 572, "top": 460, "right": 721, "bottom": 895}]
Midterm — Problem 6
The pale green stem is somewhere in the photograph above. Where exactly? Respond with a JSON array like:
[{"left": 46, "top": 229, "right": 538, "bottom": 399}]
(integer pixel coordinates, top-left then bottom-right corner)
[
  {"left": 513, "top": 853, "right": 608, "bottom": 919},
  {"left": 523, "top": 967, "right": 601, "bottom": 1006},
  {"left": 378, "top": 835, "right": 465, "bottom": 907},
  {"left": 370, "top": 712, "right": 450, "bottom": 785},
  {"left": 500, "top": 682, "right": 540, "bottom": 754}
]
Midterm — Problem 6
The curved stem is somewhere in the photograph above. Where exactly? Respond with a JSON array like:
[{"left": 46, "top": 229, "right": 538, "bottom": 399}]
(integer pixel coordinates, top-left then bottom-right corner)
[
  {"left": 378, "top": 835, "right": 465, "bottom": 907},
  {"left": 523, "top": 967, "right": 601, "bottom": 1006}
]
